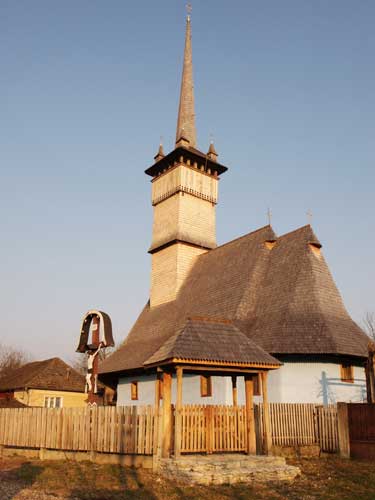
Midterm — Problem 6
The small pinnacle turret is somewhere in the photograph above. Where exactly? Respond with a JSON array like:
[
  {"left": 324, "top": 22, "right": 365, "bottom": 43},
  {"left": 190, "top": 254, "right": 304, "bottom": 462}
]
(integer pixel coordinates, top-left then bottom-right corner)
[
  {"left": 176, "top": 15, "right": 196, "bottom": 148},
  {"left": 207, "top": 141, "right": 218, "bottom": 162},
  {"left": 154, "top": 143, "right": 165, "bottom": 162}
]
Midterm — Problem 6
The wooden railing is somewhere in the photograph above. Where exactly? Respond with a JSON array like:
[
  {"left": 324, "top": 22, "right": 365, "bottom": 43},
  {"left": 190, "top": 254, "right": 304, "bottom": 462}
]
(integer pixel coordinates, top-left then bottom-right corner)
[
  {"left": 0, "top": 406, "right": 155, "bottom": 455},
  {"left": 256, "top": 403, "right": 338, "bottom": 452},
  {"left": 179, "top": 405, "right": 247, "bottom": 454}
]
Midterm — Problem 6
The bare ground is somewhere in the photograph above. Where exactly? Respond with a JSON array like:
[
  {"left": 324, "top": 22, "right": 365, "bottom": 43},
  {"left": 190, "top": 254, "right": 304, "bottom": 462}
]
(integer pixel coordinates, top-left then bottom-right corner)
[{"left": 1, "top": 454, "right": 375, "bottom": 500}]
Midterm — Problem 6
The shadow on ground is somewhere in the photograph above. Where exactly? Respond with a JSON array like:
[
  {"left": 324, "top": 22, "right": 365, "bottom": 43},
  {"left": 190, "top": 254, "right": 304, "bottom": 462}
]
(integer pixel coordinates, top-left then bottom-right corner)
[
  {"left": 0, "top": 458, "right": 44, "bottom": 500},
  {"left": 67, "top": 466, "right": 160, "bottom": 500}
]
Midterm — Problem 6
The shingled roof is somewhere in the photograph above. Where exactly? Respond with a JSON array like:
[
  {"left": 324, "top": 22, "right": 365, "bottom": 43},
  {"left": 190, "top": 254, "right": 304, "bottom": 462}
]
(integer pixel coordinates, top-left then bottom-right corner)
[
  {"left": 145, "top": 318, "right": 281, "bottom": 367},
  {"left": 0, "top": 357, "right": 86, "bottom": 393},
  {"left": 0, "top": 398, "right": 28, "bottom": 408},
  {"left": 100, "top": 225, "right": 369, "bottom": 375}
]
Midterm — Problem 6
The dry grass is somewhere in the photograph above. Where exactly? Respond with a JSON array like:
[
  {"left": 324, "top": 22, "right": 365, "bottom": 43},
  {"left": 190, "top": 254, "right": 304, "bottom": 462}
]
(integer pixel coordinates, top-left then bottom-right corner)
[{"left": 1, "top": 455, "right": 375, "bottom": 500}]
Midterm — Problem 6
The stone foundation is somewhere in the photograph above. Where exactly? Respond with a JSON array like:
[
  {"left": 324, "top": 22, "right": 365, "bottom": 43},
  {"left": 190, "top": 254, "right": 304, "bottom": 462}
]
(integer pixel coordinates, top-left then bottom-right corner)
[
  {"left": 0, "top": 446, "right": 153, "bottom": 469},
  {"left": 158, "top": 454, "right": 300, "bottom": 485},
  {"left": 271, "top": 444, "right": 321, "bottom": 458}
]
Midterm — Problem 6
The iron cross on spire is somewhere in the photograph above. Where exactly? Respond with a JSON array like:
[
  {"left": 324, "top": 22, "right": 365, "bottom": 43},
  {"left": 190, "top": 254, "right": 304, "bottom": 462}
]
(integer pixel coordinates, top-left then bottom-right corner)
[
  {"left": 267, "top": 207, "right": 272, "bottom": 225},
  {"left": 307, "top": 209, "right": 313, "bottom": 224},
  {"left": 186, "top": 3, "right": 192, "bottom": 19}
]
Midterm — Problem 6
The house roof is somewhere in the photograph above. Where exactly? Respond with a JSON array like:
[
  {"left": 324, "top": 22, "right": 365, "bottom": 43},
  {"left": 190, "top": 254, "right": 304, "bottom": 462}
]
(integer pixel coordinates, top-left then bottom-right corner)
[
  {"left": 0, "top": 398, "right": 28, "bottom": 408},
  {"left": 144, "top": 318, "right": 281, "bottom": 367},
  {"left": 100, "top": 224, "right": 369, "bottom": 375},
  {"left": 0, "top": 357, "right": 87, "bottom": 393}
]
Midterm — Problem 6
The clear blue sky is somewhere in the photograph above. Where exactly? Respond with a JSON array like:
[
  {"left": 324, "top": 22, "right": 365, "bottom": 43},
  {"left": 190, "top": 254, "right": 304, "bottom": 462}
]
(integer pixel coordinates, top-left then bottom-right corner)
[{"left": 1, "top": 1, "right": 374, "bottom": 362}]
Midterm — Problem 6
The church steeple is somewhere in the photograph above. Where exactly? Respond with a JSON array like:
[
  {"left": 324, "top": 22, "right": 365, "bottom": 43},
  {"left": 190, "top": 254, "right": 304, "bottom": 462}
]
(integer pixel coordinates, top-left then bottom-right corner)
[
  {"left": 175, "top": 13, "right": 196, "bottom": 148},
  {"left": 146, "top": 9, "right": 229, "bottom": 308}
]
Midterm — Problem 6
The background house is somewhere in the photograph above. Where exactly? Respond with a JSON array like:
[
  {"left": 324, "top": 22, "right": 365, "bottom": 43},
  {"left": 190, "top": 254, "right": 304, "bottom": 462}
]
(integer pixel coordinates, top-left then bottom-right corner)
[
  {"left": 0, "top": 397, "right": 27, "bottom": 409},
  {"left": 0, "top": 357, "right": 90, "bottom": 407}
]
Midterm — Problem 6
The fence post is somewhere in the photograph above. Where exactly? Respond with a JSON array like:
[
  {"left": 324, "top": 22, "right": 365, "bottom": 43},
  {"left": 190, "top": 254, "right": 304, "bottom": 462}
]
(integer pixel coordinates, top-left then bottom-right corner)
[
  {"left": 337, "top": 402, "right": 350, "bottom": 458},
  {"left": 254, "top": 404, "right": 262, "bottom": 454},
  {"left": 89, "top": 407, "right": 97, "bottom": 461}
]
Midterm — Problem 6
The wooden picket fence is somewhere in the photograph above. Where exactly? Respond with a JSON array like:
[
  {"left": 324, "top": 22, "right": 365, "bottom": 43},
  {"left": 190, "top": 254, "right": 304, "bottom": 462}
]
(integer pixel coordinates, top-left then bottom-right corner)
[
  {"left": 180, "top": 405, "right": 247, "bottom": 453},
  {"left": 0, "top": 403, "right": 338, "bottom": 456},
  {"left": 256, "top": 403, "right": 338, "bottom": 452},
  {"left": 0, "top": 406, "right": 155, "bottom": 455}
]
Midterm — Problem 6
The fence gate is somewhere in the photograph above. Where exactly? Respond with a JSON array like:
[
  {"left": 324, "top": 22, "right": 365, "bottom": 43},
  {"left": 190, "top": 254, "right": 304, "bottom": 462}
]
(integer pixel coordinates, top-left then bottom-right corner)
[
  {"left": 315, "top": 405, "right": 338, "bottom": 452},
  {"left": 180, "top": 405, "right": 247, "bottom": 454},
  {"left": 348, "top": 403, "right": 375, "bottom": 459}
]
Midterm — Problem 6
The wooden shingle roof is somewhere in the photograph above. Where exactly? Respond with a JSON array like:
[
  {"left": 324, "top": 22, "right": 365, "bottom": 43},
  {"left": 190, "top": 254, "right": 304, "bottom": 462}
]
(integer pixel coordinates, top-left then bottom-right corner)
[
  {"left": 0, "top": 398, "right": 28, "bottom": 408},
  {"left": 245, "top": 225, "right": 368, "bottom": 357},
  {"left": 144, "top": 318, "right": 281, "bottom": 367},
  {"left": 100, "top": 225, "right": 368, "bottom": 375},
  {"left": 0, "top": 357, "right": 86, "bottom": 393}
]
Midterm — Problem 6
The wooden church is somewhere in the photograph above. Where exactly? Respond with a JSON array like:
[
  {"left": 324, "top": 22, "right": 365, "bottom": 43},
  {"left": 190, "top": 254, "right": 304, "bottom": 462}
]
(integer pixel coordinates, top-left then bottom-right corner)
[{"left": 100, "top": 13, "right": 369, "bottom": 408}]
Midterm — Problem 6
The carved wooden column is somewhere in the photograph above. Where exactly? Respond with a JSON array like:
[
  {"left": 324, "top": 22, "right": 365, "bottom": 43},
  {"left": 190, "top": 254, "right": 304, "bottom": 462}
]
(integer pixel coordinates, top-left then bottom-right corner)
[
  {"left": 231, "top": 376, "right": 238, "bottom": 407},
  {"left": 174, "top": 366, "right": 183, "bottom": 458},
  {"left": 161, "top": 372, "right": 172, "bottom": 458},
  {"left": 261, "top": 371, "right": 272, "bottom": 454},
  {"left": 88, "top": 315, "right": 100, "bottom": 405},
  {"left": 153, "top": 372, "right": 162, "bottom": 459},
  {"left": 244, "top": 375, "right": 256, "bottom": 454}
]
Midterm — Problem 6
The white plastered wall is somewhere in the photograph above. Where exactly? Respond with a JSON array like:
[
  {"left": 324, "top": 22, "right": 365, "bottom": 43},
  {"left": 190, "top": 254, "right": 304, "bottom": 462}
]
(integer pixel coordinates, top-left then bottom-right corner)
[
  {"left": 117, "top": 373, "right": 233, "bottom": 406},
  {"left": 117, "top": 361, "right": 367, "bottom": 406},
  {"left": 265, "top": 361, "right": 366, "bottom": 404}
]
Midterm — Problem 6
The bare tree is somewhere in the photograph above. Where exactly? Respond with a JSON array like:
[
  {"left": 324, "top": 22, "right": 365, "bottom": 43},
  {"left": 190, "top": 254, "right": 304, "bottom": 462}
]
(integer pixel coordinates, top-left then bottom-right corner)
[
  {"left": 0, "top": 343, "right": 31, "bottom": 379},
  {"left": 69, "top": 353, "right": 87, "bottom": 376},
  {"left": 70, "top": 346, "right": 115, "bottom": 377},
  {"left": 363, "top": 312, "right": 375, "bottom": 341},
  {"left": 99, "top": 346, "right": 115, "bottom": 361}
]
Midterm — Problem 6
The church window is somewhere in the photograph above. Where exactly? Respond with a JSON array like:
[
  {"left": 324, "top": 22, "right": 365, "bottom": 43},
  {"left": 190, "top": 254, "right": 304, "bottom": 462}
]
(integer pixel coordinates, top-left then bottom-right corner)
[
  {"left": 200, "top": 375, "right": 212, "bottom": 397},
  {"left": 340, "top": 364, "right": 354, "bottom": 383},
  {"left": 309, "top": 243, "right": 322, "bottom": 258},
  {"left": 253, "top": 374, "right": 261, "bottom": 396},
  {"left": 131, "top": 381, "right": 139, "bottom": 400}
]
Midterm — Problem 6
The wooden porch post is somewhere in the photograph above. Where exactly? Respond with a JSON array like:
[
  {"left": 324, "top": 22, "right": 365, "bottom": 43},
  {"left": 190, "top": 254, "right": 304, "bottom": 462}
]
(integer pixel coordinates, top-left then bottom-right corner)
[
  {"left": 174, "top": 366, "right": 183, "bottom": 458},
  {"left": 261, "top": 371, "right": 272, "bottom": 455},
  {"left": 153, "top": 372, "right": 162, "bottom": 459},
  {"left": 231, "top": 376, "right": 238, "bottom": 407},
  {"left": 245, "top": 375, "right": 256, "bottom": 454},
  {"left": 161, "top": 372, "right": 172, "bottom": 458}
]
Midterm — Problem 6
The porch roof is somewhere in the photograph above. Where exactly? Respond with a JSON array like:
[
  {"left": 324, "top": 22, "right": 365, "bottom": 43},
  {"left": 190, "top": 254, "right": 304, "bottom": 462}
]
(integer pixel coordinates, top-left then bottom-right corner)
[{"left": 144, "top": 318, "right": 281, "bottom": 368}]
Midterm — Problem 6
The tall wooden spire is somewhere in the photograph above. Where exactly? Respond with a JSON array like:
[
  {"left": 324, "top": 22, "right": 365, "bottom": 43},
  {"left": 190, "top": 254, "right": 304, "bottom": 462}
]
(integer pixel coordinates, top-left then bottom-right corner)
[{"left": 176, "top": 14, "right": 197, "bottom": 148}]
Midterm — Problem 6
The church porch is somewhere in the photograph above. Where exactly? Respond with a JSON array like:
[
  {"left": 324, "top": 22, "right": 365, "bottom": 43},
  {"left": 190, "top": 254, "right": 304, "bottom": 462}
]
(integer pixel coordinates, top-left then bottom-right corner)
[
  {"left": 154, "top": 363, "right": 276, "bottom": 459},
  {"left": 135, "top": 316, "right": 281, "bottom": 459}
]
